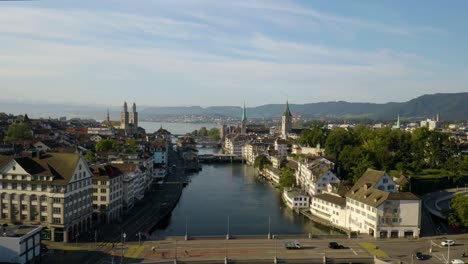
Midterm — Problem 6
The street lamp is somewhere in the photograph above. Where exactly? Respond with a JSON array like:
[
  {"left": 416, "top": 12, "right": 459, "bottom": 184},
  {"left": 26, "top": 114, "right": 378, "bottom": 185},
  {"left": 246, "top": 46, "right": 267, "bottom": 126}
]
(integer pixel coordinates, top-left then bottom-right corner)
[
  {"left": 268, "top": 216, "right": 271, "bottom": 239},
  {"left": 121, "top": 232, "right": 126, "bottom": 264},
  {"left": 136, "top": 232, "right": 141, "bottom": 246},
  {"left": 185, "top": 216, "right": 188, "bottom": 241},
  {"left": 226, "top": 216, "right": 230, "bottom": 240}
]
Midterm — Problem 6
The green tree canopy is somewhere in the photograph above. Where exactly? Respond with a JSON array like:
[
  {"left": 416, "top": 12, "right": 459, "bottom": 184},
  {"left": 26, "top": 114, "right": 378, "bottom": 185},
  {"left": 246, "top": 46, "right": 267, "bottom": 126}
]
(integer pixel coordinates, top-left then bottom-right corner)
[
  {"left": 279, "top": 167, "right": 296, "bottom": 188},
  {"left": 448, "top": 194, "right": 468, "bottom": 228},
  {"left": 254, "top": 154, "right": 270, "bottom": 170},
  {"left": 95, "top": 139, "right": 115, "bottom": 152},
  {"left": 208, "top": 128, "right": 220, "bottom": 141},
  {"left": 297, "top": 121, "right": 326, "bottom": 147},
  {"left": 4, "top": 122, "right": 32, "bottom": 143}
]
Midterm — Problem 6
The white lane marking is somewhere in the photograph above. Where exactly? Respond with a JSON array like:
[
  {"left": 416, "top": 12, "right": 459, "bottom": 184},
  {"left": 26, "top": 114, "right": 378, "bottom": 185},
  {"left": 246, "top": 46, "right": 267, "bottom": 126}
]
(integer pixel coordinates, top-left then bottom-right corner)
[{"left": 349, "top": 247, "right": 358, "bottom": 255}]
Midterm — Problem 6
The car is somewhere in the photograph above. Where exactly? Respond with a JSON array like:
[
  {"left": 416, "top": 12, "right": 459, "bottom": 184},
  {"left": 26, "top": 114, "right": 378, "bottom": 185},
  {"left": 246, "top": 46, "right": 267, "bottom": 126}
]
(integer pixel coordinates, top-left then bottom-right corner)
[
  {"left": 441, "top": 240, "right": 455, "bottom": 246},
  {"left": 415, "top": 252, "right": 426, "bottom": 260},
  {"left": 328, "top": 242, "right": 344, "bottom": 249},
  {"left": 451, "top": 259, "right": 465, "bottom": 264}
]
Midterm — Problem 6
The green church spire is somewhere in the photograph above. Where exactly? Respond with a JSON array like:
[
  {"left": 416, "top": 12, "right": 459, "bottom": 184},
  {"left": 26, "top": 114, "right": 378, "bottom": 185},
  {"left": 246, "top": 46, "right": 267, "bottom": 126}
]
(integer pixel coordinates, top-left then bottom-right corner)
[{"left": 242, "top": 101, "right": 247, "bottom": 122}]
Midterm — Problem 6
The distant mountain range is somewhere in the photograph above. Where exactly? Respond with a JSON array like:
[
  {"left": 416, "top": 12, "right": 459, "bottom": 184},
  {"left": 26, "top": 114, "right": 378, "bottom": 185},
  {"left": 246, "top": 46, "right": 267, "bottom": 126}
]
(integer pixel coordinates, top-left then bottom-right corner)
[
  {"left": 140, "top": 93, "right": 468, "bottom": 121},
  {"left": 1, "top": 93, "right": 467, "bottom": 121}
]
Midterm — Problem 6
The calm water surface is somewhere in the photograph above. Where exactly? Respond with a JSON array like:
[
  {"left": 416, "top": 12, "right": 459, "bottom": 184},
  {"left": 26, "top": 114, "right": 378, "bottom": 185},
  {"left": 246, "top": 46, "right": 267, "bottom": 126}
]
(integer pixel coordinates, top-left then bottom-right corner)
[{"left": 152, "top": 162, "right": 337, "bottom": 237}]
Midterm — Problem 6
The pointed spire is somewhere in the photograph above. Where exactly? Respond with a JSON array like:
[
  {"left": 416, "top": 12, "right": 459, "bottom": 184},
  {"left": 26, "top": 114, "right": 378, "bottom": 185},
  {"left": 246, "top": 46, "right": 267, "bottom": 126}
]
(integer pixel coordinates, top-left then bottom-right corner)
[
  {"left": 283, "top": 100, "right": 292, "bottom": 117},
  {"left": 107, "top": 108, "right": 110, "bottom": 123},
  {"left": 241, "top": 101, "right": 247, "bottom": 122},
  {"left": 436, "top": 112, "right": 439, "bottom": 122},
  {"left": 396, "top": 114, "right": 400, "bottom": 128},
  {"left": 132, "top": 102, "right": 136, "bottom": 112},
  {"left": 123, "top": 101, "right": 128, "bottom": 112}
]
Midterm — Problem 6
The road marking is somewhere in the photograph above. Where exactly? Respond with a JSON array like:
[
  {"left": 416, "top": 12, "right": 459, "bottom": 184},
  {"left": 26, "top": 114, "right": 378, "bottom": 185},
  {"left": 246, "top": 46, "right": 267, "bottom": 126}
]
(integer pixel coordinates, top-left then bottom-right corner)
[{"left": 350, "top": 247, "right": 358, "bottom": 255}]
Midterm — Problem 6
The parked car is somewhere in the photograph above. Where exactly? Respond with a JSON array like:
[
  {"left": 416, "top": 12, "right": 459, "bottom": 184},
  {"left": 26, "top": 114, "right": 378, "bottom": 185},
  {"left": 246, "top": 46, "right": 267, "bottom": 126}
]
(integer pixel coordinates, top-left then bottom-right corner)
[
  {"left": 415, "top": 252, "right": 426, "bottom": 260},
  {"left": 441, "top": 240, "right": 455, "bottom": 246},
  {"left": 451, "top": 259, "right": 465, "bottom": 264},
  {"left": 328, "top": 242, "right": 345, "bottom": 249}
]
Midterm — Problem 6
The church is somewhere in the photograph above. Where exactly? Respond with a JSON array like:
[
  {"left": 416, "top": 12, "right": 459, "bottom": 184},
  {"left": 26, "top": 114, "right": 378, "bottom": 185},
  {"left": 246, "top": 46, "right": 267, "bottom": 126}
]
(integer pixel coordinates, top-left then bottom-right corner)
[{"left": 120, "top": 101, "right": 138, "bottom": 135}]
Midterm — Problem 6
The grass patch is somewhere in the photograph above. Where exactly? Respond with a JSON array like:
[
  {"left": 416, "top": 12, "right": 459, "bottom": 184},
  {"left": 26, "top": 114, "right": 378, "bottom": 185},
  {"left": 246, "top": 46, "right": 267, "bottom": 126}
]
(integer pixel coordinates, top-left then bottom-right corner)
[
  {"left": 359, "top": 242, "right": 389, "bottom": 258},
  {"left": 62, "top": 245, "right": 81, "bottom": 251}
]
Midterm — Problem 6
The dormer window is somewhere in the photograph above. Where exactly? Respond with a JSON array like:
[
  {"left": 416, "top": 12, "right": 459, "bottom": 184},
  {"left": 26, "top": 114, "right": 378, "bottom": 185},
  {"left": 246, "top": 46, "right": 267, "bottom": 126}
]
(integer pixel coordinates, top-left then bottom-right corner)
[{"left": 383, "top": 178, "right": 388, "bottom": 183}]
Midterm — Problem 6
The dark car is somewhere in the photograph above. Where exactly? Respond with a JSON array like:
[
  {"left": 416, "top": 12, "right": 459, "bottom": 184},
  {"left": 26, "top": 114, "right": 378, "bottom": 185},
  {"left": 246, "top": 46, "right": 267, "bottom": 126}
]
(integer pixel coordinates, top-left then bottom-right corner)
[
  {"left": 415, "top": 252, "right": 426, "bottom": 260},
  {"left": 328, "top": 242, "right": 344, "bottom": 249}
]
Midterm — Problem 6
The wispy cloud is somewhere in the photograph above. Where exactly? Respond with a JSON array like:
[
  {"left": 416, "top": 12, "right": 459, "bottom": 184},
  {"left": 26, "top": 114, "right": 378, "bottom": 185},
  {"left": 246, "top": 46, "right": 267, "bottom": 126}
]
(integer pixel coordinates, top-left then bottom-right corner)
[{"left": 0, "top": 2, "right": 463, "bottom": 106}]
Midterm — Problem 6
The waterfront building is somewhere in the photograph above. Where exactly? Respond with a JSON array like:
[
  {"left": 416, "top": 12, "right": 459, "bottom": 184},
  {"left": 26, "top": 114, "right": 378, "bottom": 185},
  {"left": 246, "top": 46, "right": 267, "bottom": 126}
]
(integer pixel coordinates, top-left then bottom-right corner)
[
  {"left": 295, "top": 157, "right": 339, "bottom": 196},
  {"left": 345, "top": 169, "right": 420, "bottom": 238},
  {"left": 0, "top": 225, "right": 42, "bottom": 264},
  {"left": 224, "top": 134, "right": 251, "bottom": 156},
  {"left": 243, "top": 142, "right": 269, "bottom": 165},
  {"left": 151, "top": 139, "right": 168, "bottom": 181},
  {"left": 283, "top": 189, "right": 310, "bottom": 209},
  {"left": 310, "top": 182, "right": 351, "bottom": 230},
  {"left": 281, "top": 100, "right": 292, "bottom": 139},
  {"left": 90, "top": 164, "right": 123, "bottom": 223},
  {"left": 112, "top": 163, "right": 144, "bottom": 211},
  {"left": 0, "top": 152, "right": 93, "bottom": 242}
]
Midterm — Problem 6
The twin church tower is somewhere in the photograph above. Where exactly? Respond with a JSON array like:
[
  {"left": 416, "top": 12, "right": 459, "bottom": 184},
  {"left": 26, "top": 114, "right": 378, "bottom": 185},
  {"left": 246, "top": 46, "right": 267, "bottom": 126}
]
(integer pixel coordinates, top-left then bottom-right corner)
[{"left": 120, "top": 101, "right": 138, "bottom": 135}]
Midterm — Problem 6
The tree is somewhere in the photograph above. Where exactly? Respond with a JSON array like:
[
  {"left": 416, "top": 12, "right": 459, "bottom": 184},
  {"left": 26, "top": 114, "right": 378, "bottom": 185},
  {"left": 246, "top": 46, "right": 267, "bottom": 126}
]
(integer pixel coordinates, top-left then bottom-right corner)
[
  {"left": 325, "top": 128, "right": 355, "bottom": 159},
  {"left": 84, "top": 152, "right": 97, "bottom": 163},
  {"left": 254, "top": 155, "right": 270, "bottom": 171},
  {"left": 198, "top": 127, "right": 208, "bottom": 136},
  {"left": 125, "top": 138, "right": 137, "bottom": 153},
  {"left": 95, "top": 139, "right": 115, "bottom": 152},
  {"left": 208, "top": 128, "right": 220, "bottom": 141},
  {"left": 297, "top": 121, "right": 326, "bottom": 147},
  {"left": 448, "top": 194, "right": 468, "bottom": 228},
  {"left": 4, "top": 122, "right": 32, "bottom": 143},
  {"left": 279, "top": 167, "right": 296, "bottom": 188}
]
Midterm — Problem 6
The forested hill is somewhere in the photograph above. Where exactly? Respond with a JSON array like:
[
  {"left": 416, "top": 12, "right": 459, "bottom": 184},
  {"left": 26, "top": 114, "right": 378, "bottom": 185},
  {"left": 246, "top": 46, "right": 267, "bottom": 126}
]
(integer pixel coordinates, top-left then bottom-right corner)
[{"left": 140, "top": 92, "right": 468, "bottom": 121}]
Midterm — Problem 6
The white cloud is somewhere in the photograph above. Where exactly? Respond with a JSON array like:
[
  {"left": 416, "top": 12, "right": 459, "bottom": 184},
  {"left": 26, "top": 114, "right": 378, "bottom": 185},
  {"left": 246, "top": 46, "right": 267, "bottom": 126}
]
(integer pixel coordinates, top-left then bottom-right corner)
[{"left": 0, "top": 4, "right": 463, "bottom": 106}]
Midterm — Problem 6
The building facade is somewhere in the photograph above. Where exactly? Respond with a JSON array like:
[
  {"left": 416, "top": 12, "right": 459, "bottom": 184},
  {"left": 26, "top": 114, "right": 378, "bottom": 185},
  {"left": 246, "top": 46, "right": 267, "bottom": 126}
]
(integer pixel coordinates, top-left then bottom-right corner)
[
  {"left": 0, "top": 152, "right": 93, "bottom": 242},
  {"left": 91, "top": 164, "right": 123, "bottom": 224}
]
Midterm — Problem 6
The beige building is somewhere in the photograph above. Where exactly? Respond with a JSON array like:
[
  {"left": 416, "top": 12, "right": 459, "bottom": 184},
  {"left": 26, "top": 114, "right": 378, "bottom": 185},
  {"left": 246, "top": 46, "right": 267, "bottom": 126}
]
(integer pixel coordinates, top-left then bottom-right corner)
[
  {"left": 91, "top": 164, "right": 123, "bottom": 224},
  {"left": 0, "top": 152, "right": 93, "bottom": 242}
]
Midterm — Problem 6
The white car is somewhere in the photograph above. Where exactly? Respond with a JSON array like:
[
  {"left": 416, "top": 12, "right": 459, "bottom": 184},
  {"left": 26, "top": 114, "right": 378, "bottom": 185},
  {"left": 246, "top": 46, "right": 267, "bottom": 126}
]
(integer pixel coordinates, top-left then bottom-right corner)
[
  {"left": 451, "top": 259, "right": 465, "bottom": 264},
  {"left": 441, "top": 240, "right": 455, "bottom": 246}
]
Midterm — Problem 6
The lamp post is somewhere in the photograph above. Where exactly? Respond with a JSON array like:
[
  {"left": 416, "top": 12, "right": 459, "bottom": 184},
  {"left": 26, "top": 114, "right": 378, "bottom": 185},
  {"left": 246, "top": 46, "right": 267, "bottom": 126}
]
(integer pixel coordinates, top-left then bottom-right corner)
[
  {"left": 185, "top": 216, "right": 188, "bottom": 240},
  {"left": 136, "top": 232, "right": 141, "bottom": 246},
  {"left": 268, "top": 216, "right": 271, "bottom": 239},
  {"left": 226, "top": 216, "right": 230, "bottom": 240},
  {"left": 95, "top": 229, "right": 98, "bottom": 245},
  {"left": 121, "top": 232, "right": 126, "bottom": 264},
  {"left": 447, "top": 243, "right": 450, "bottom": 264}
]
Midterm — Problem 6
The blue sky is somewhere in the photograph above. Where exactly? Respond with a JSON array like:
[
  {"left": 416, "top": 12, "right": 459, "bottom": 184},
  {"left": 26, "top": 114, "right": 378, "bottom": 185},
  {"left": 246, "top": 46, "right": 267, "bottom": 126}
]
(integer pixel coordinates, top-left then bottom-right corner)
[{"left": 1, "top": 0, "right": 467, "bottom": 107}]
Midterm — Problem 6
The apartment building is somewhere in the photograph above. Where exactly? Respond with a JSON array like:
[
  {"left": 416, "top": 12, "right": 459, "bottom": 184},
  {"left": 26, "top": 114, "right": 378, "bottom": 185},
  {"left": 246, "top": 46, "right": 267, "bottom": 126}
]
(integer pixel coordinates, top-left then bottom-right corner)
[
  {"left": 0, "top": 152, "right": 93, "bottom": 242},
  {"left": 91, "top": 164, "right": 123, "bottom": 224}
]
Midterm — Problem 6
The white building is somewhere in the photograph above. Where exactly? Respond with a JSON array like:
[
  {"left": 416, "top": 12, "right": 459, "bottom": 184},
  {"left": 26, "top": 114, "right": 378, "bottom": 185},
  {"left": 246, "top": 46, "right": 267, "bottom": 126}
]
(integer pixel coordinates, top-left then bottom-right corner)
[
  {"left": 310, "top": 182, "right": 350, "bottom": 229},
  {"left": 283, "top": 189, "right": 310, "bottom": 209},
  {"left": 346, "top": 169, "right": 420, "bottom": 238},
  {"left": 0, "top": 152, "right": 93, "bottom": 242},
  {"left": 274, "top": 139, "right": 288, "bottom": 160},
  {"left": 296, "top": 157, "right": 340, "bottom": 196},
  {"left": 91, "top": 164, "right": 123, "bottom": 224},
  {"left": 420, "top": 119, "right": 439, "bottom": 130},
  {"left": 224, "top": 134, "right": 250, "bottom": 156},
  {"left": 243, "top": 142, "right": 269, "bottom": 165},
  {"left": 0, "top": 225, "right": 42, "bottom": 264}
]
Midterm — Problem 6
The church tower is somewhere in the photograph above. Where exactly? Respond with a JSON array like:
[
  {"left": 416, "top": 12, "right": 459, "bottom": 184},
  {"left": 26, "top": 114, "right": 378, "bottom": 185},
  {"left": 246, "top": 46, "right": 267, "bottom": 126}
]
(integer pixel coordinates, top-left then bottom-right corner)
[
  {"left": 121, "top": 101, "right": 129, "bottom": 132},
  {"left": 281, "top": 100, "right": 292, "bottom": 138},
  {"left": 241, "top": 102, "right": 247, "bottom": 134},
  {"left": 129, "top": 102, "right": 138, "bottom": 134}
]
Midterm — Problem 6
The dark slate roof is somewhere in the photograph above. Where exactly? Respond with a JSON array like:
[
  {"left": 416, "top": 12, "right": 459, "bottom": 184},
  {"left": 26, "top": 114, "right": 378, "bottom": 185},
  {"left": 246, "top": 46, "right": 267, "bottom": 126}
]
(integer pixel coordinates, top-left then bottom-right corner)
[
  {"left": 313, "top": 193, "right": 346, "bottom": 207},
  {"left": 91, "top": 164, "right": 122, "bottom": 179},
  {"left": 387, "top": 192, "right": 420, "bottom": 201}
]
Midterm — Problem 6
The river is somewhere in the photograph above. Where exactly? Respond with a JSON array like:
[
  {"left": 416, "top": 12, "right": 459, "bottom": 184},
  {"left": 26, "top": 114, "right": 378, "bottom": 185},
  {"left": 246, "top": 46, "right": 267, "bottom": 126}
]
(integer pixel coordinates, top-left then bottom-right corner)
[
  {"left": 140, "top": 121, "right": 221, "bottom": 135},
  {"left": 139, "top": 122, "right": 336, "bottom": 237}
]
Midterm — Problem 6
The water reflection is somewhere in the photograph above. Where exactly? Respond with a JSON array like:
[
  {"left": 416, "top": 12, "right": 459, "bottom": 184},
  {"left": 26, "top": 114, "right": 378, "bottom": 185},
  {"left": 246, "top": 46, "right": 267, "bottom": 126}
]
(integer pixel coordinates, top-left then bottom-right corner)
[{"left": 152, "top": 160, "right": 338, "bottom": 237}]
